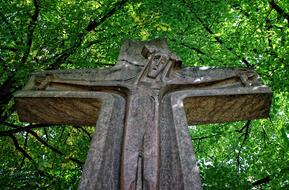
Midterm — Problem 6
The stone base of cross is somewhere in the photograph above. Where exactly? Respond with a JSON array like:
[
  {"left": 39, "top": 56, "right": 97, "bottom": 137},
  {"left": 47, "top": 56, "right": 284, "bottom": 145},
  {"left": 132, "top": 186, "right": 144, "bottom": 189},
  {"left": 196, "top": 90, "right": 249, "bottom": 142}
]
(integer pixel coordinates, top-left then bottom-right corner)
[{"left": 15, "top": 39, "right": 272, "bottom": 190}]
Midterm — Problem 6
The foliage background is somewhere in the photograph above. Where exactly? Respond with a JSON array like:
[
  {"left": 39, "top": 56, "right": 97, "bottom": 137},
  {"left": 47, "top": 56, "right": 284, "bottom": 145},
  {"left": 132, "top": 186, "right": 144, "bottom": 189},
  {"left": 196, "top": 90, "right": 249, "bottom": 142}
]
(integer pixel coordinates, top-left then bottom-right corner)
[{"left": 1, "top": 0, "right": 289, "bottom": 189}]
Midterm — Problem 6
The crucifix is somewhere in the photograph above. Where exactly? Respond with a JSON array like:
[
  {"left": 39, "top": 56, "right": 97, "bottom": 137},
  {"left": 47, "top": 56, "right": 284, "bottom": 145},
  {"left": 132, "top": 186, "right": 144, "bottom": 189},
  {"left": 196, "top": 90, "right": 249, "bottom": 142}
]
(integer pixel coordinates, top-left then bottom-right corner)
[{"left": 15, "top": 39, "right": 272, "bottom": 190}]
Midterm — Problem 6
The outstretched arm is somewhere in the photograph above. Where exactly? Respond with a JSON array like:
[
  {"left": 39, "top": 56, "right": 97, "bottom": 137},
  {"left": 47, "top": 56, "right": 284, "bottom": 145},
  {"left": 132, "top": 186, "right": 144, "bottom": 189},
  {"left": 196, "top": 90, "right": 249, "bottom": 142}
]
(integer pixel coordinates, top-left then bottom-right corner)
[{"left": 166, "top": 67, "right": 261, "bottom": 88}]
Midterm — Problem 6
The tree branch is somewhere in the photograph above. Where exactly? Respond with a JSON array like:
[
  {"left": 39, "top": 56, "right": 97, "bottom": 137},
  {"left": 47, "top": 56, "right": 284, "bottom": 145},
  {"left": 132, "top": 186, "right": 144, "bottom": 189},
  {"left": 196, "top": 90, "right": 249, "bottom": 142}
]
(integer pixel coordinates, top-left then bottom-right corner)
[
  {"left": 269, "top": 0, "right": 289, "bottom": 27},
  {"left": 9, "top": 134, "right": 33, "bottom": 161},
  {"left": 20, "top": 132, "right": 30, "bottom": 167},
  {"left": 252, "top": 175, "right": 270, "bottom": 186},
  {"left": 83, "top": 33, "right": 118, "bottom": 50},
  {"left": 194, "top": 14, "right": 224, "bottom": 45},
  {"left": 0, "top": 0, "right": 129, "bottom": 119},
  {"left": 191, "top": 121, "right": 251, "bottom": 141},
  {"left": 191, "top": 132, "right": 222, "bottom": 141},
  {"left": 0, "top": 45, "right": 18, "bottom": 52},
  {"left": 0, "top": 2, "right": 41, "bottom": 122},
  {"left": 0, "top": 122, "right": 56, "bottom": 136},
  {"left": 0, "top": 105, "right": 15, "bottom": 125},
  {"left": 85, "top": 0, "right": 129, "bottom": 32},
  {"left": 48, "top": 0, "right": 129, "bottom": 70},
  {"left": 236, "top": 120, "right": 251, "bottom": 172},
  {"left": 0, "top": 77, "right": 16, "bottom": 122},
  {"left": 8, "top": 133, "right": 51, "bottom": 175},
  {"left": 181, "top": 0, "right": 254, "bottom": 68},
  {"left": 235, "top": 120, "right": 251, "bottom": 134},
  {"left": 21, "top": 0, "right": 40, "bottom": 64},
  {"left": 73, "top": 125, "right": 92, "bottom": 140},
  {"left": 3, "top": 122, "right": 84, "bottom": 167},
  {"left": 252, "top": 165, "right": 289, "bottom": 186},
  {"left": 28, "top": 129, "right": 84, "bottom": 166},
  {"left": 170, "top": 38, "right": 205, "bottom": 55}
]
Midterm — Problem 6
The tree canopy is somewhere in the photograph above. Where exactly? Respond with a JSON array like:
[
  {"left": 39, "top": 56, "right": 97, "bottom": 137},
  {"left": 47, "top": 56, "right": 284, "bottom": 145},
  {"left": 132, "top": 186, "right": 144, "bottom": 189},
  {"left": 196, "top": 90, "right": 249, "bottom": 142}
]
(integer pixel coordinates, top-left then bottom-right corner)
[{"left": 1, "top": 0, "right": 289, "bottom": 189}]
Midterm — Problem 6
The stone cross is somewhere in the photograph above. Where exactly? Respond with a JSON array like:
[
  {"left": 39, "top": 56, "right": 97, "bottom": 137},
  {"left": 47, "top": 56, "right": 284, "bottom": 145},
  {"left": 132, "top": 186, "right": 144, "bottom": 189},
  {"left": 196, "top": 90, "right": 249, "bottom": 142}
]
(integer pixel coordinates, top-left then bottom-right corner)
[{"left": 15, "top": 39, "right": 272, "bottom": 190}]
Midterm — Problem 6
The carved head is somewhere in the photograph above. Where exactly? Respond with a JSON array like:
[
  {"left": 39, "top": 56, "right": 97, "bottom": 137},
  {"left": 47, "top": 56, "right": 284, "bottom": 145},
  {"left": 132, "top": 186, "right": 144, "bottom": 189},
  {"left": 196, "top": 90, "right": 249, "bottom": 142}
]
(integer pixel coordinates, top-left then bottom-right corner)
[
  {"left": 147, "top": 53, "right": 169, "bottom": 78},
  {"left": 142, "top": 45, "right": 181, "bottom": 79}
]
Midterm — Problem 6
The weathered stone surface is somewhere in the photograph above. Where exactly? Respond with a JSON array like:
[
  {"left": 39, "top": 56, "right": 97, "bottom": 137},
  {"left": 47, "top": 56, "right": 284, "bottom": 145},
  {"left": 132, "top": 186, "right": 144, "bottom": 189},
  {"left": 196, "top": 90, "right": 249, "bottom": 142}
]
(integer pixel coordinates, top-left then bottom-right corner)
[
  {"left": 160, "top": 93, "right": 202, "bottom": 190},
  {"left": 79, "top": 93, "right": 125, "bottom": 189},
  {"left": 14, "top": 39, "right": 272, "bottom": 190},
  {"left": 15, "top": 92, "right": 102, "bottom": 125},
  {"left": 183, "top": 88, "right": 271, "bottom": 124}
]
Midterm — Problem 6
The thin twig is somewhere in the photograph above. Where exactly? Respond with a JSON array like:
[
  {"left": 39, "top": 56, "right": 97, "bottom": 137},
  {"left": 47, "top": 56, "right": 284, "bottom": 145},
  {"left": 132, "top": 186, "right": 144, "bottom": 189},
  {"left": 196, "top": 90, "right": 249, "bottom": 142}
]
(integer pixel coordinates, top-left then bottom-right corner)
[
  {"left": 28, "top": 129, "right": 84, "bottom": 167},
  {"left": 236, "top": 120, "right": 251, "bottom": 173},
  {"left": 9, "top": 134, "right": 33, "bottom": 161},
  {"left": 73, "top": 125, "right": 92, "bottom": 140}
]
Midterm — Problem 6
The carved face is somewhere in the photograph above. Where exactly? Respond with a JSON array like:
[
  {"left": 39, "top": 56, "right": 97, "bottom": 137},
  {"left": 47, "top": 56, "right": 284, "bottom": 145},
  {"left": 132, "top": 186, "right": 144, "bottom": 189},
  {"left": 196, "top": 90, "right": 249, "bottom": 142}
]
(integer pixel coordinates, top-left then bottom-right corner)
[{"left": 147, "top": 54, "right": 168, "bottom": 78}]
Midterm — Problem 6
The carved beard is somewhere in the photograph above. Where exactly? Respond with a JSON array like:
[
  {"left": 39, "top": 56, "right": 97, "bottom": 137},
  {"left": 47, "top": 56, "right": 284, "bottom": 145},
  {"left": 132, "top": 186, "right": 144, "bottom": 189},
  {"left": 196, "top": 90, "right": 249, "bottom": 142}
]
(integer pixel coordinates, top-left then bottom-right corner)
[{"left": 147, "top": 54, "right": 169, "bottom": 79}]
